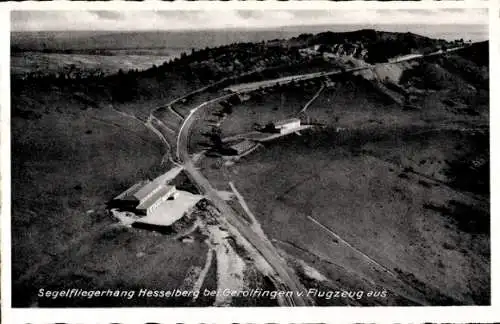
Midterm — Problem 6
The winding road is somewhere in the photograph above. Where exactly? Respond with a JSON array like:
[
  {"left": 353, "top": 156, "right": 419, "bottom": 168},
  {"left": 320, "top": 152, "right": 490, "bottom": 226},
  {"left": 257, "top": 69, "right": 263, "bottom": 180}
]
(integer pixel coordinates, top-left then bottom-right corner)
[
  {"left": 145, "top": 44, "right": 471, "bottom": 306},
  {"left": 174, "top": 94, "right": 313, "bottom": 306}
]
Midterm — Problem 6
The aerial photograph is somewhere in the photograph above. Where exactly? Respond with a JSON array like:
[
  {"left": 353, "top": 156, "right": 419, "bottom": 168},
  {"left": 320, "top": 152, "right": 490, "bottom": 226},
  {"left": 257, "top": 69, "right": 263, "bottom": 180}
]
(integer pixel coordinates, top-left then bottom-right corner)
[{"left": 10, "top": 9, "right": 489, "bottom": 307}]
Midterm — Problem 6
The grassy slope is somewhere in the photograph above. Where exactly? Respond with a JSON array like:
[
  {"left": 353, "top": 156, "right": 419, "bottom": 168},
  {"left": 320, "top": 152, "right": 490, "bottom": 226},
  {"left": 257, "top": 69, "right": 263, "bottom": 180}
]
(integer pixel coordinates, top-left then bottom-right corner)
[
  {"left": 214, "top": 130, "right": 488, "bottom": 305},
  {"left": 11, "top": 84, "right": 210, "bottom": 306},
  {"left": 198, "top": 54, "right": 489, "bottom": 305},
  {"left": 10, "top": 41, "right": 489, "bottom": 306},
  {"left": 220, "top": 83, "right": 320, "bottom": 137}
]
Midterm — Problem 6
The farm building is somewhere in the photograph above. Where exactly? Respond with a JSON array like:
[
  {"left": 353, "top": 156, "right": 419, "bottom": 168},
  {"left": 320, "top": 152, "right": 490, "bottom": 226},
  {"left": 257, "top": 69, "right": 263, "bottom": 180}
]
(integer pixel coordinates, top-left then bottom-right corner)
[
  {"left": 109, "top": 168, "right": 205, "bottom": 230},
  {"left": 135, "top": 185, "right": 177, "bottom": 216},
  {"left": 114, "top": 180, "right": 149, "bottom": 200},
  {"left": 133, "top": 190, "right": 203, "bottom": 229},
  {"left": 272, "top": 118, "right": 301, "bottom": 134},
  {"left": 111, "top": 180, "right": 152, "bottom": 209},
  {"left": 228, "top": 140, "right": 257, "bottom": 156},
  {"left": 111, "top": 179, "right": 178, "bottom": 216}
]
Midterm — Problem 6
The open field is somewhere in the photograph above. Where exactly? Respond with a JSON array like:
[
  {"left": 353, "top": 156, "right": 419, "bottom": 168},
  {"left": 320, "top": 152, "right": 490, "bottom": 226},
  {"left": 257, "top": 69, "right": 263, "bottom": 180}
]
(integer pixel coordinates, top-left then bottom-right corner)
[
  {"left": 11, "top": 86, "right": 209, "bottom": 306},
  {"left": 22, "top": 225, "right": 210, "bottom": 307},
  {"left": 220, "top": 83, "right": 321, "bottom": 138},
  {"left": 11, "top": 79, "right": 285, "bottom": 307},
  {"left": 11, "top": 52, "right": 176, "bottom": 77},
  {"left": 200, "top": 126, "right": 489, "bottom": 305}
]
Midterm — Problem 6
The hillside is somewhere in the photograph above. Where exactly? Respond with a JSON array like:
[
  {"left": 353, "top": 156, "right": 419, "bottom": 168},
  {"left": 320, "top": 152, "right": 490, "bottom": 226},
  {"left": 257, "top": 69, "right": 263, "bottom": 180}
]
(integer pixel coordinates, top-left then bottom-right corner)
[
  {"left": 12, "top": 29, "right": 462, "bottom": 81},
  {"left": 196, "top": 41, "right": 489, "bottom": 305},
  {"left": 289, "top": 29, "right": 466, "bottom": 63},
  {"left": 11, "top": 30, "right": 489, "bottom": 307}
]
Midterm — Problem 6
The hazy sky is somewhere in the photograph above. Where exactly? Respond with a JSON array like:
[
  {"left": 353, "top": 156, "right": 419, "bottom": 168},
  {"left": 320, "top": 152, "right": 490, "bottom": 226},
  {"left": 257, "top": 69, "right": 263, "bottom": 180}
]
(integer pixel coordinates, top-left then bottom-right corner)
[{"left": 11, "top": 9, "right": 487, "bottom": 32}]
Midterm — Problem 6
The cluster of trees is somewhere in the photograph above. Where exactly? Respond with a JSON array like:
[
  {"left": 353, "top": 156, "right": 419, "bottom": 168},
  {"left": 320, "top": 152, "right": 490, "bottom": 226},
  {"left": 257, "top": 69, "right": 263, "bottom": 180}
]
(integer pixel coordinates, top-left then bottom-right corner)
[
  {"left": 98, "top": 42, "right": 336, "bottom": 103},
  {"left": 365, "top": 34, "right": 452, "bottom": 63},
  {"left": 292, "top": 29, "right": 463, "bottom": 64},
  {"left": 16, "top": 30, "right": 477, "bottom": 106},
  {"left": 149, "top": 41, "right": 308, "bottom": 82},
  {"left": 16, "top": 67, "right": 107, "bottom": 83}
]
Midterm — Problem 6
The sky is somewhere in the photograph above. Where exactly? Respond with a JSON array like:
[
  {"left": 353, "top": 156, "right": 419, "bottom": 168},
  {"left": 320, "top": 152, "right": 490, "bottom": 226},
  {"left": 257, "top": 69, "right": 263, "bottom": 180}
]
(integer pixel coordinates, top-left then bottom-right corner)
[{"left": 11, "top": 9, "right": 488, "bottom": 32}]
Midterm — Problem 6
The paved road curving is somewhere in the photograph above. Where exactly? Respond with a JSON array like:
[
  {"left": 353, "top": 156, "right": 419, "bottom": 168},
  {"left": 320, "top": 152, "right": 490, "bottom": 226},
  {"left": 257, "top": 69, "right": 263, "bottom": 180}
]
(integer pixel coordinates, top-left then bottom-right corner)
[
  {"left": 148, "top": 46, "right": 470, "bottom": 306},
  {"left": 175, "top": 94, "right": 313, "bottom": 306}
]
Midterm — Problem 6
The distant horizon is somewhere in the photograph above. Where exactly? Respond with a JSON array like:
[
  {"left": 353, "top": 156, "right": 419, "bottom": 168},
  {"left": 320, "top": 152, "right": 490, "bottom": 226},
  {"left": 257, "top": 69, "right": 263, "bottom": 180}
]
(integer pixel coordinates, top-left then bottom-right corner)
[
  {"left": 11, "top": 10, "right": 488, "bottom": 32},
  {"left": 11, "top": 23, "right": 489, "bottom": 34},
  {"left": 11, "top": 24, "right": 489, "bottom": 48}
]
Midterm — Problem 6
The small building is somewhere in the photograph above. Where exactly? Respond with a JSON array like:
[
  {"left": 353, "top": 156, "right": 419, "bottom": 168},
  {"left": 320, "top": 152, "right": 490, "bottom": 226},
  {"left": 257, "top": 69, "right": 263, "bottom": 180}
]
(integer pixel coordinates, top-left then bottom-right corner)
[
  {"left": 228, "top": 140, "right": 256, "bottom": 156},
  {"left": 273, "top": 118, "right": 301, "bottom": 134}
]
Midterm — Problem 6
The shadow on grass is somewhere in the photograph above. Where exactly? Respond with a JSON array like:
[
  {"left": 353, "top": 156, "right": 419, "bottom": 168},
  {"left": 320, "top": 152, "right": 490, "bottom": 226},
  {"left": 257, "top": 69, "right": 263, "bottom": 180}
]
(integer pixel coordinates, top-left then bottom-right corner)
[{"left": 423, "top": 200, "right": 489, "bottom": 235}]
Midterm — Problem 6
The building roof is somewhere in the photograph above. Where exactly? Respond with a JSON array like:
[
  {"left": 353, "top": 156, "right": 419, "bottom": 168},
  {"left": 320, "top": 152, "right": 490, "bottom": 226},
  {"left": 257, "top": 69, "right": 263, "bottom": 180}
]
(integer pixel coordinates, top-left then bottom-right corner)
[
  {"left": 230, "top": 140, "right": 256, "bottom": 154},
  {"left": 273, "top": 118, "right": 301, "bottom": 127},
  {"left": 134, "top": 191, "right": 203, "bottom": 227},
  {"left": 134, "top": 180, "right": 164, "bottom": 202},
  {"left": 114, "top": 180, "right": 151, "bottom": 201},
  {"left": 136, "top": 185, "right": 176, "bottom": 210}
]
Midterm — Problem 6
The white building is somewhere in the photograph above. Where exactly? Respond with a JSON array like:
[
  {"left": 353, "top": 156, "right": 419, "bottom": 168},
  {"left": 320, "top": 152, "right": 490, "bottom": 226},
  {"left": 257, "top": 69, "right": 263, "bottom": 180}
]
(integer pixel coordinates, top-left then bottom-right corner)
[
  {"left": 114, "top": 180, "right": 150, "bottom": 202},
  {"left": 273, "top": 118, "right": 301, "bottom": 134},
  {"left": 134, "top": 190, "right": 202, "bottom": 228},
  {"left": 114, "top": 180, "right": 178, "bottom": 216},
  {"left": 135, "top": 185, "right": 177, "bottom": 216}
]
